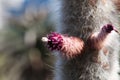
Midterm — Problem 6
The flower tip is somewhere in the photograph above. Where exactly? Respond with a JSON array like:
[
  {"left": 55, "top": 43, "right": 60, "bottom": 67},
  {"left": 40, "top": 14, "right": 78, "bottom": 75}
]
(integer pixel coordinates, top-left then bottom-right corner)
[
  {"left": 103, "top": 24, "right": 114, "bottom": 33},
  {"left": 41, "top": 37, "right": 48, "bottom": 42}
]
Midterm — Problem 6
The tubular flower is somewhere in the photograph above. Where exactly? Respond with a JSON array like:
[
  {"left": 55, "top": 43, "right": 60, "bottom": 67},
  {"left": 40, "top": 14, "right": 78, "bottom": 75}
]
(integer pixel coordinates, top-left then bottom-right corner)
[{"left": 42, "top": 32, "right": 84, "bottom": 58}]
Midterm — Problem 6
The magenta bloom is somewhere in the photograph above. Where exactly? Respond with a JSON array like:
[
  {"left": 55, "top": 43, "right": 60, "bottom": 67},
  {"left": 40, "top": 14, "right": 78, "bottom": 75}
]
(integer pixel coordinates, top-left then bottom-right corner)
[
  {"left": 47, "top": 32, "right": 63, "bottom": 50},
  {"left": 42, "top": 32, "right": 84, "bottom": 58},
  {"left": 102, "top": 24, "right": 114, "bottom": 33},
  {"left": 87, "top": 24, "right": 116, "bottom": 50}
]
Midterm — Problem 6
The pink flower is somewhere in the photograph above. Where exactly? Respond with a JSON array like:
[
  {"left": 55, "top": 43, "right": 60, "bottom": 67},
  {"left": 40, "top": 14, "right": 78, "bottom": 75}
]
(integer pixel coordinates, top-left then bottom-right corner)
[
  {"left": 87, "top": 24, "right": 115, "bottom": 50},
  {"left": 42, "top": 32, "right": 84, "bottom": 58}
]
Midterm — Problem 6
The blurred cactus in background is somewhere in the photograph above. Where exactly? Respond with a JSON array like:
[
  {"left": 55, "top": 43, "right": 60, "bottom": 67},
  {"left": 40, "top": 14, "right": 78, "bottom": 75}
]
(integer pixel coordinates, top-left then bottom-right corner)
[{"left": 0, "top": 0, "right": 55, "bottom": 80}]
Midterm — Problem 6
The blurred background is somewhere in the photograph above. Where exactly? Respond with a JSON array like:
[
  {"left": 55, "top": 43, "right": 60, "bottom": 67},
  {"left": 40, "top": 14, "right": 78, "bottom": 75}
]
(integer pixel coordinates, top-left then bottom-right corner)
[
  {"left": 0, "top": 0, "right": 56, "bottom": 80},
  {"left": 0, "top": 0, "right": 120, "bottom": 80}
]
